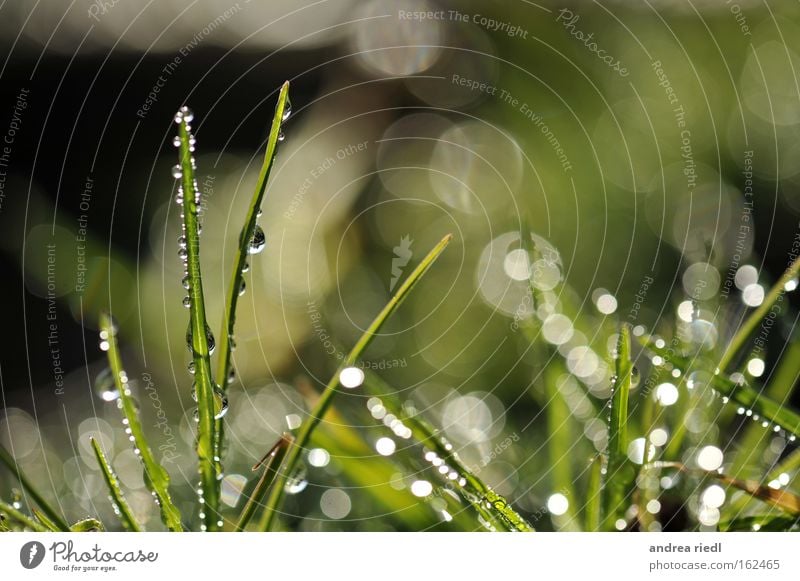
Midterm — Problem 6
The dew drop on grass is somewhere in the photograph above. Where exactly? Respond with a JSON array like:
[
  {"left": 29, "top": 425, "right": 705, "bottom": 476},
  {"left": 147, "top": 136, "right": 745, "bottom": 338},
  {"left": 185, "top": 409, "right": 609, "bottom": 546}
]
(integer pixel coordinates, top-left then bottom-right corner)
[
  {"left": 213, "top": 387, "right": 229, "bottom": 420},
  {"left": 172, "top": 136, "right": 181, "bottom": 148},
  {"left": 284, "top": 464, "right": 308, "bottom": 494},
  {"left": 238, "top": 280, "right": 246, "bottom": 296},
  {"left": 188, "top": 361, "right": 195, "bottom": 375},
  {"left": 94, "top": 368, "right": 120, "bottom": 402},
  {"left": 630, "top": 366, "right": 641, "bottom": 389},
  {"left": 247, "top": 225, "right": 266, "bottom": 254},
  {"left": 180, "top": 106, "right": 194, "bottom": 122},
  {"left": 171, "top": 165, "right": 183, "bottom": 179},
  {"left": 181, "top": 275, "right": 190, "bottom": 290},
  {"left": 282, "top": 97, "right": 292, "bottom": 122},
  {"left": 226, "top": 369, "right": 235, "bottom": 385},
  {"left": 277, "top": 131, "right": 286, "bottom": 142},
  {"left": 178, "top": 247, "right": 188, "bottom": 260},
  {"left": 186, "top": 323, "right": 216, "bottom": 354},
  {"left": 182, "top": 296, "right": 191, "bottom": 309},
  {"left": 241, "top": 261, "right": 249, "bottom": 274}
]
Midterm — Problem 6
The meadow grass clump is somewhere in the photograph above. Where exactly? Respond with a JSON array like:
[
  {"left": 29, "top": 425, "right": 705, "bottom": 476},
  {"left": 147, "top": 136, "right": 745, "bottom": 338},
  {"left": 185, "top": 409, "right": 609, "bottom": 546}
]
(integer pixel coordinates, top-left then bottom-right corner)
[{"left": 2, "top": 82, "right": 800, "bottom": 533}]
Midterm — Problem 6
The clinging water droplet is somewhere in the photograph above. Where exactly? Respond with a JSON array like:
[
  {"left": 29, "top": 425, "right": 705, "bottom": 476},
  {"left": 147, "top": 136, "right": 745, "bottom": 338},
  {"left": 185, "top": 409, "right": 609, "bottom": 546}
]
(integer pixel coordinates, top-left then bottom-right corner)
[
  {"left": 182, "top": 296, "right": 191, "bottom": 309},
  {"left": 180, "top": 106, "right": 194, "bottom": 123},
  {"left": 284, "top": 464, "right": 308, "bottom": 494},
  {"left": 171, "top": 165, "right": 183, "bottom": 179},
  {"left": 186, "top": 323, "right": 216, "bottom": 355},
  {"left": 277, "top": 131, "right": 286, "bottom": 142},
  {"left": 247, "top": 225, "right": 266, "bottom": 255},
  {"left": 172, "top": 136, "right": 181, "bottom": 147},
  {"left": 238, "top": 281, "right": 246, "bottom": 296},
  {"left": 94, "top": 368, "right": 120, "bottom": 402},
  {"left": 282, "top": 97, "right": 292, "bottom": 122},
  {"left": 213, "top": 387, "right": 229, "bottom": 420}
]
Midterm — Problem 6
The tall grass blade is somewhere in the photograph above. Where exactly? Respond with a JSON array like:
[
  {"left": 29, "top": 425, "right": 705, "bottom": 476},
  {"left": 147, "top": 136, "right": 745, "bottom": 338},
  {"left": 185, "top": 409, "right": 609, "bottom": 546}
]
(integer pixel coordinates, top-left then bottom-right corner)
[
  {"left": 640, "top": 338, "right": 800, "bottom": 438},
  {"left": 32, "top": 508, "right": 65, "bottom": 531},
  {"left": 718, "top": 254, "right": 800, "bottom": 372},
  {"left": 365, "top": 373, "right": 533, "bottom": 531},
  {"left": 585, "top": 455, "right": 602, "bottom": 531},
  {"left": 0, "top": 500, "right": 48, "bottom": 532},
  {"left": 174, "top": 109, "right": 221, "bottom": 530},
  {"left": 99, "top": 312, "right": 183, "bottom": 531},
  {"left": 603, "top": 325, "right": 636, "bottom": 530},
  {"left": 215, "top": 82, "right": 291, "bottom": 485},
  {"left": 90, "top": 437, "right": 142, "bottom": 531},
  {"left": 0, "top": 443, "right": 70, "bottom": 531},
  {"left": 260, "top": 233, "right": 453, "bottom": 531}
]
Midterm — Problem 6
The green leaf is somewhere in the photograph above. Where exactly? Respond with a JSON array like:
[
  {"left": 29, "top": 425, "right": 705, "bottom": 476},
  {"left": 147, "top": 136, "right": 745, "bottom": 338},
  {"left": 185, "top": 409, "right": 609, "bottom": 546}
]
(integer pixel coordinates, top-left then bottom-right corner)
[
  {"left": 174, "top": 109, "right": 221, "bottom": 530},
  {"left": 585, "top": 455, "right": 603, "bottom": 532},
  {"left": 32, "top": 508, "right": 64, "bottom": 532},
  {"left": 0, "top": 443, "right": 70, "bottom": 531},
  {"left": 99, "top": 312, "right": 183, "bottom": 531},
  {"left": 260, "top": 233, "right": 453, "bottom": 531},
  {"left": 90, "top": 437, "right": 142, "bottom": 532},
  {"left": 0, "top": 500, "right": 48, "bottom": 532}
]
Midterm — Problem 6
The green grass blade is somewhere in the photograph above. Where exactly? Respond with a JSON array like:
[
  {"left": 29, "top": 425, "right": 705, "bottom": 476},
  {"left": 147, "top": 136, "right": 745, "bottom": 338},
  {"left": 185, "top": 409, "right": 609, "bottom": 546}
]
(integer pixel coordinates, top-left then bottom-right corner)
[
  {"left": 719, "top": 514, "right": 800, "bottom": 532},
  {"left": 99, "top": 313, "right": 183, "bottom": 531},
  {"left": 33, "top": 508, "right": 66, "bottom": 531},
  {"left": 0, "top": 443, "right": 70, "bottom": 530},
  {"left": 216, "top": 81, "right": 290, "bottom": 392},
  {"left": 364, "top": 374, "right": 533, "bottom": 531},
  {"left": 585, "top": 455, "right": 603, "bottom": 532},
  {"left": 70, "top": 518, "right": 105, "bottom": 532},
  {"left": 544, "top": 364, "right": 576, "bottom": 527},
  {"left": 174, "top": 109, "right": 221, "bottom": 530},
  {"left": 640, "top": 338, "right": 800, "bottom": 438},
  {"left": 236, "top": 434, "right": 292, "bottom": 532},
  {"left": 718, "top": 254, "right": 800, "bottom": 372},
  {"left": 260, "top": 233, "right": 453, "bottom": 531},
  {"left": 603, "top": 325, "right": 636, "bottom": 530},
  {"left": 215, "top": 82, "right": 291, "bottom": 494},
  {"left": 90, "top": 437, "right": 142, "bottom": 532},
  {"left": 0, "top": 500, "right": 48, "bottom": 532}
]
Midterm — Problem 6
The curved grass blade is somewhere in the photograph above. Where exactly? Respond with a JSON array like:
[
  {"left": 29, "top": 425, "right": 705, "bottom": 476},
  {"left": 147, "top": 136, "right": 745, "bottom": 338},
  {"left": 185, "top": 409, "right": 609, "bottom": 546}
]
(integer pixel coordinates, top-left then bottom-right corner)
[
  {"left": 639, "top": 338, "right": 800, "bottom": 438},
  {"left": 99, "top": 313, "right": 183, "bottom": 531},
  {"left": 90, "top": 437, "right": 142, "bottom": 532},
  {"left": 0, "top": 443, "right": 70, "bottom": 531},
  {"left": 260, "top": 233, "right": 453, "bottom": 531},
  {"left": 174, "top": 109, "right": 220, "bottom": 530},
  {"left": 33, "top": 508, "right": 65, "bottom": 531},
  {"left": 719, "top": 514, "right": 800, "bottom": 532},
  {"left": 718, "top": 253, "right": 800, "bottom": 372},
  {"left": 70, "top": 518, "right": 105, "bottom": 532},
  {"left": 585, "top": 455, "right": 603, "bottom": 531},
  {"left": 0, "top": 500, "right": 48, "bottom": 532},
  {"left": 603, "top": 325, "right": 636, "bottom": 531},
  {"left": 236, "top": 433, "right": 293, "bottom": 532},
  {"left": 364, "top": 373, "right": 533, "bottom": 532}
]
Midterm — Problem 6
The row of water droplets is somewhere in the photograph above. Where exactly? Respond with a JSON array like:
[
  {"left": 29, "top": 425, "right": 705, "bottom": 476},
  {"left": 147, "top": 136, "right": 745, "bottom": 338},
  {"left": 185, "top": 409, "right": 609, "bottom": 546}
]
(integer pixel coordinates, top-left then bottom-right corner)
[{"left": 97, "top": 320, "right": 169, "bottom": 517}]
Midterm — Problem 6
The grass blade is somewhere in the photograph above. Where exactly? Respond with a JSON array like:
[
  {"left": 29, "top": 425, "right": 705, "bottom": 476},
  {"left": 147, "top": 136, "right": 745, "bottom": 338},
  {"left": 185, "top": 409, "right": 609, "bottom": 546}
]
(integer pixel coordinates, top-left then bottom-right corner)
[
  {"left": 99, "top": 313, "right": 183, "bottom": 531},
  {"left": 585, "top": 455, "right": 602, "bottom": 531},
  {"left": 174, "top": 108, "right": 221, "bottom": 530},
  {"left": 70, "top": 518, "right": 105, "bottom": 532},
  {"left": 603, "top": 325, "right": 636, "bottom": 530},
  {"left": 236, "top": 434, "right": 293, "bottom": 532},
  {"left": 215, "top": 82, "right": 291, "bottom": 493},
  {"left": 90, "top": 437, "right": 142, "bottom": 532},
  {"left": 260, "top": 233, "right": 453, "bottom": 531},
  {"left": 0, "top": 443, "right": 70, "bottom": 531},
  {"left": 719, "top": 514, "right": 800, "bottom": 532},
  {"left": 0, "top": 500, "right": 48, "bottom": 532},
  {"left": 32, "top": 508, "right": 65, "bottom": 531},
  {"left": 640, "top": 338, "right": 800, "bottom": 438},
  {"left": 365, "top": 373, "right": 533, "bottom": 531},
  {"left": 718, "top": 254, "right": 800, "bottom": 372},
  {"left": 216, "top": 81, "right": 290, "bottom": 392}
]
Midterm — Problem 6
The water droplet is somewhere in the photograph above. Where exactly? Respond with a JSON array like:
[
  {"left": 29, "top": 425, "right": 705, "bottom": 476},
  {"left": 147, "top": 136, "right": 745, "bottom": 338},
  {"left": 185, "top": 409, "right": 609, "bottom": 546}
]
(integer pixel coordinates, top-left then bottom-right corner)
[
  {"left": 182, "top": 296, "right": 191, "bottom": 309},
  {"left": 188, "top": 361, "right": 195, "bottom": 375},
  {"left": 180, "top": 106, "right": 194, "bottom": 122},
  {"left": 226, "top": 369, "right": 235, "bottom": 385},
  {"left": 284, "top": 464, "right": 308, "bottom": 494},
  {"left": 630, "top": 366, "right": 641, "bottom": 389},
  {"left": 277, "top": 131, "right": 286, "bottom": 142},
  {"left": 247, "top": 225, "right": 266, "bottom": 255},
  {"left": 186, "top": 323, "right": 216, "bottom": 354},
  {"left": 238, "top": 280, "right": 246, "bottom": 296},
  {"left": 282, "top": 97, "right": 292, "bottom": 122},
  {"left": 178, "top": 247, "right": 188, "bottom": 260},
  {"left": 241, "top": 262, "right": 250, "bottom": 274},
  {"left": 172, "top": 136, "right": 181, "bottom": 147},
  {"left": 94, "top": 368, "right": 120, "bottom": 402},
  {"left": 213, "top": 386, "right": 229, "bottom": 420},
  {"left": 181, "top": 275, "right": 190, "bottom": 290},
  {"left": 171, "top": 165, "right": 183, "bottom": 179},
  {"left": 178, "top": 236, "right": 187, "bottom": 249}
]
